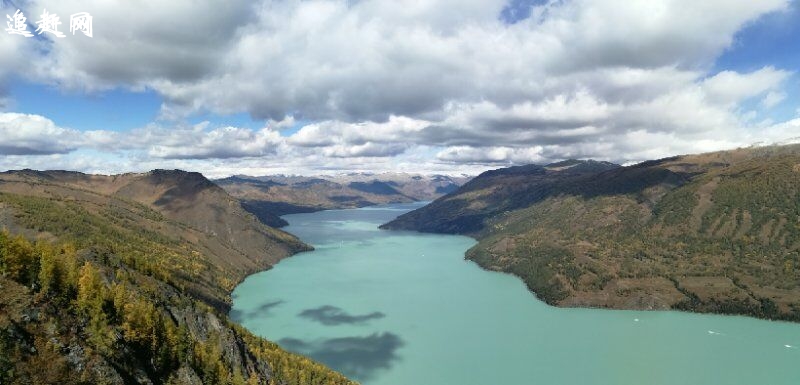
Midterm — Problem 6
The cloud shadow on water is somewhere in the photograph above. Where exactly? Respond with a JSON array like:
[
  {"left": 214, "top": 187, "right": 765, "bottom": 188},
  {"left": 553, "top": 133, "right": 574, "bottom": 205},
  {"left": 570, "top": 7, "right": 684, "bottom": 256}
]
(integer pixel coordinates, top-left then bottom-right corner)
[
  {"left": 230, "top": 300, "right": 285, "bottom": 322},
  {"left": 298, "top": 305, "right": 385, "bottom": 326},
  {"left": 279, "top": 332, "right": 404, "bottom": 382},
  {"left": 254, "top": 300, "right": 285, "bottom": 315}
]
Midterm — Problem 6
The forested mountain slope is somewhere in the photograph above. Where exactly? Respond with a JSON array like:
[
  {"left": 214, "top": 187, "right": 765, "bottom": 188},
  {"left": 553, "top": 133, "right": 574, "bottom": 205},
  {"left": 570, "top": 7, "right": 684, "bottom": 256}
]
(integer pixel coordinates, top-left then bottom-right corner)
[
  {"left": 383, "top": 146, "right": 800, "bottom": 321},
  {"left": 0, "top": 170, "right": 355, "bottom": 385}
]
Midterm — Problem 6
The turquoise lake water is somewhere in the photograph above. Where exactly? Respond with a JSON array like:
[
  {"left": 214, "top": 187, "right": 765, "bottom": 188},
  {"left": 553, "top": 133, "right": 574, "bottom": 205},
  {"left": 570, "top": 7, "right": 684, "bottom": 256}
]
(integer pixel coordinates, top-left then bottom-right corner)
[{"left": 231, "top": 202, "right": 800, "bottom": 385}]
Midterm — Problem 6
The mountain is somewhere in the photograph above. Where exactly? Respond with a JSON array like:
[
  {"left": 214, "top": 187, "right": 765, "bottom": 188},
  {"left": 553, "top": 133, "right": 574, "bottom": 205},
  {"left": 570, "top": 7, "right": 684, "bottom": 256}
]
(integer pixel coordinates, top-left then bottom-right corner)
[
  {"left": 382, "top": 160, "right": 621, "bottom": 234},
  {"left": 0, "top": 170, "right": 354, "bottom": 385},
  {"left": 216, "top": 173, "right": 471, "bottom": 225},
  {"left": 327, "top": 173, "right": 472, "bottom": 201},
  {"left": 382, "top": 148, "right": 800, "bottom": 322}
]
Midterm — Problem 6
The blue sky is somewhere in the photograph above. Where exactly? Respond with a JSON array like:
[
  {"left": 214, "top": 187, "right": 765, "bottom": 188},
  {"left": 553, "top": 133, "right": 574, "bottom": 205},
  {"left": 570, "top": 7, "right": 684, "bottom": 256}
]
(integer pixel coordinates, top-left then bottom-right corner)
[
  {"left": 714, "top": 1, "right": 800, "bottom": 123},
  {"left": 500, "top": 0, "right": 547, "bottom": 23},
  {"left": 715, "top": 1, "right": 800, "bottom": 72},
  {"left": 1, "top": 0, "right": 798, "bottom": 176},
  {"left": 7, "top": 81, "right": 161, "bottom": 131}
]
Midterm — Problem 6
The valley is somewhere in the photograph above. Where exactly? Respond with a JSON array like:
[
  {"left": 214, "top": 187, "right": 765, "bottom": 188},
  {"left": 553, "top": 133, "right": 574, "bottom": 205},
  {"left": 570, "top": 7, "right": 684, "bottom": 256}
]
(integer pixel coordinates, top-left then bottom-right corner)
[
  {"left": 4, "top": 2, "right": 798, "bottom": 383},
  {"left": 3, "top": 144, "right": 800, "bottom": 385}
]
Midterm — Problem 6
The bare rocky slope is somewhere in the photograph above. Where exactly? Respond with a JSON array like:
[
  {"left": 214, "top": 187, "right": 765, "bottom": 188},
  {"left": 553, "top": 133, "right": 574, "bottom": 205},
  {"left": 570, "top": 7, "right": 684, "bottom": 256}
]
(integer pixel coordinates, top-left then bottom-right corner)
[{"left": 382, "top": 146, "right": 800, "bottom": 321}]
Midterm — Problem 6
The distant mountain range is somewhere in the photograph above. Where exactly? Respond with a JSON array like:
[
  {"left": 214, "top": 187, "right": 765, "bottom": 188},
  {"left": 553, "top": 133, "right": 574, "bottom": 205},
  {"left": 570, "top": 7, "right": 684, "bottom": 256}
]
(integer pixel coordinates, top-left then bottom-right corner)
[
  {"left": 215, "top": 173, "right": 472, "bottom": 227},
  {"left": 0, "top": 169, "right": 354, "bottom": 384},
  {"left": 383, "top": 145, "right": 800, "bottom": 322}
]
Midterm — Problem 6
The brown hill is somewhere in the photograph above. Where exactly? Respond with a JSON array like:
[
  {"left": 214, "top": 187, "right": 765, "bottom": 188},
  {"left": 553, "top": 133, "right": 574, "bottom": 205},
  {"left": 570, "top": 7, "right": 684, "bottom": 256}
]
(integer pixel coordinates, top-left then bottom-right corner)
[
  {"left": 382, "top": 147, "right": 800, "bottom": 321},
  {"left": 215, "top": 173, "right": 471, "bottom": 225},
  {"left": 0, "top": 169, "right": 353, "bottom": 384},
  {"left": 0, "top": 169, "right": 308, "bottom": 309}
]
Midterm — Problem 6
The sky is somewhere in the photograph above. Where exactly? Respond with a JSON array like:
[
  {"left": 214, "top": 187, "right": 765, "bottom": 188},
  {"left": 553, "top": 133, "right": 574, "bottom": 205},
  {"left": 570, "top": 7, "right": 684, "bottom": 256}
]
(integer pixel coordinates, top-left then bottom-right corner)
[{"left": 1, "top": 0, "right": 799, "bottom": 177}]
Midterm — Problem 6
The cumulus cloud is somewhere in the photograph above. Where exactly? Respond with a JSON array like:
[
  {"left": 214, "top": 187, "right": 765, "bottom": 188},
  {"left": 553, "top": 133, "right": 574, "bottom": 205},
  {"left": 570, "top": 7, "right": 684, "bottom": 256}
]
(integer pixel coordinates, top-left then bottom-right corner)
[
  {"left": 0, "top": 112, "right": 284, "bottom": 160},
  {"left": 0, "top": 113, "right": 81, "bottom": 155},
  {"left": 142, "top": 124, "right": 283, "bottom": 159},
  {"left": 0, "top": 0, "right": 797, "bottom": 174},
  {"left": 289, "top": 116, "right": 428, "bottom": 148},
  {"left": 24, "top": 0, "right": 254, "bottom": 91},
  {"left": 702, "top": 67, "right": 790, "bottom": 106},
  {"left": 0, "top": 4, "right": 40, "bottom": 110},
  {"left": 17, "top": 0, "right": 789, "bottom": 119},
  {"left": 0, "top": 36, "right": 27, "bottom": 82}
]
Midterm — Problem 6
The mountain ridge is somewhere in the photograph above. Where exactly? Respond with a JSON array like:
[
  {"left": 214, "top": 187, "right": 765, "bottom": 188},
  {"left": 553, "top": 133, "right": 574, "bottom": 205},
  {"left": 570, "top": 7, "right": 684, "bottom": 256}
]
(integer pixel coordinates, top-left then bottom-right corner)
[
  {"left": 216, "top": 172, "right": 471, "bottom": 225},
  {"left": 382, "top": 147, "right": 800, "bottom": 321},
  {"left": 0, "top": 169, "right": 355, "bottom": 384}
]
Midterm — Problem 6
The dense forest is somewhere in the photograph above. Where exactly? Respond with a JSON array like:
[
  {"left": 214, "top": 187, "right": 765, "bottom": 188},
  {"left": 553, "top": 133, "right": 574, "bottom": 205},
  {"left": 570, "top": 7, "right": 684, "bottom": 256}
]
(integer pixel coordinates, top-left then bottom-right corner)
[
  {"left": 0, "top": 171, "right": 356, "bottom": 384},
  {"left": 383, "top": 145, "right": 800, "bottom": 321}
]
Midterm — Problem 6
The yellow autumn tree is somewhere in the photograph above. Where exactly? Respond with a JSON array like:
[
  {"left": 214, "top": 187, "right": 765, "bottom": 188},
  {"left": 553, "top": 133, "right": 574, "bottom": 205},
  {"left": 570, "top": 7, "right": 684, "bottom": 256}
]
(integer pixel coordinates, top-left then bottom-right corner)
[
  {"left": 77, "top": 262, "right": 103, "bottom": 312},
  {"left": 3, "top": 234, "right": 38, "bottom": 284},
  {"left": 77, "top": 261, "right": 113, "bottom": 352},
  {"left": 37, "top": 242, "right": 61, "bottom": 297}
]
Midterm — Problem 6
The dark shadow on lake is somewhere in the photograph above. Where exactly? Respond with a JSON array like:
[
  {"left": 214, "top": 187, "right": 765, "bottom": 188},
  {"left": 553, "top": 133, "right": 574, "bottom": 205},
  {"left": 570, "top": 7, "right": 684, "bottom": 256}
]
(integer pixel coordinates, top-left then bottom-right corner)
[
  {"left": 279, "top": 332, "right": 403, "bottom": 382},
  {"left": 299, "top": 305, "right": 385, "bottom": 326},
  {"left": 230, "top": 300, "right": 285, "bottom": 322},
  {"left": 254, "top": 300, "right": 285, "bottom": 315}
]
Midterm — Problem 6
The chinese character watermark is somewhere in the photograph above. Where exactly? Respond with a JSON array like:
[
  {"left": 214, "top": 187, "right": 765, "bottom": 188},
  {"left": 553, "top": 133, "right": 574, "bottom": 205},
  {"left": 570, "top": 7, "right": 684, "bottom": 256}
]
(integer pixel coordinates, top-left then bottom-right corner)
[
  {"left": 35, "top": 9, "right": 65, "bottom": 38},
  {"left": 70, "top": 12, "right": 92, "bottom": 37},
  {"left": 5, "top": 9, "right": 33, "bottom": 37},
  {"left": 5, "top": 9, "right": 92, "bottom": 38}
]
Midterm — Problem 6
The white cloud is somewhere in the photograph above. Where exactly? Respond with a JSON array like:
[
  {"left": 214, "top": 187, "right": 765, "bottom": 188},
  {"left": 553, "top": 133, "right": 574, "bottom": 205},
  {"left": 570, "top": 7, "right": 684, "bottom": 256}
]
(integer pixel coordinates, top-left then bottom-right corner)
[
  {"left": 702, "top": 67, "right": 790, "bottom": 106},
  {"left": 145, "top": 125, "right": 283, "bottom": 159},
  {"left": 288, "top": 116, "right": 428, "bottom": 149},
  {"left": 752, "top": 118, "right": 800, "bottom": 144},
  {"left": 761, "top": 91, "right": 787, "bottom": 109},
  {"left": 0, "top": 0, "right": 797, "bottom": 174},
  {"left": 288, "top": 123, "right": 339, "bottom": 147},
  {"left": 0, "top": 113, "right": 81, "bottom": 155},
  {"left": 0, "top": 112, "right": 283, "bottom": 160},
  {"left": 323, "top": 142, "right": 409, "bottom": 158},
  {"left": 25, "top": 0, "right": 253, "bottom": 91},
  {"left": 16, "top": 0, "right": 790, "bottom": 120},
  {"left": 437, "top": 146, "right": 546, "bottom": 164}
]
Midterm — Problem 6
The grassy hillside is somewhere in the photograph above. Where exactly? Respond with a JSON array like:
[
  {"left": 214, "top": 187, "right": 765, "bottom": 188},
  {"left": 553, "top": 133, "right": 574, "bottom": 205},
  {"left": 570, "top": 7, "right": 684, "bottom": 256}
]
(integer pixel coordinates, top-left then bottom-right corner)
[
  {"left": 382, "top": 148, "right": 800, "bottom": 321},
  {"left": 0, "top": 170, "right": 356, "bottom": 385}
]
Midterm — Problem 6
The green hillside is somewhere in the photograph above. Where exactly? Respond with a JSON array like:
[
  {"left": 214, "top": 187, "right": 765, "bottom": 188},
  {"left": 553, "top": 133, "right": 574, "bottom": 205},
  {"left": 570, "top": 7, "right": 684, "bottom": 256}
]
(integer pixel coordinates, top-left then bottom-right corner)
[
  {"left": 0, "top": 170, "right": 356, "bottom": 385},
  {"left": 382, "top": 146, "right": 800, "bottom": 321}
]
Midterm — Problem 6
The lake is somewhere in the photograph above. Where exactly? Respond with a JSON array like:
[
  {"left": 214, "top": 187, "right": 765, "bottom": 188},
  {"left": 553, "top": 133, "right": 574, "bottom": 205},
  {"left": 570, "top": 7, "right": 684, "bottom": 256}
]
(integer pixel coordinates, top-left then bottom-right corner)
[{"left": 231, "top": 202, "right": 800, "bottom": 385}]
